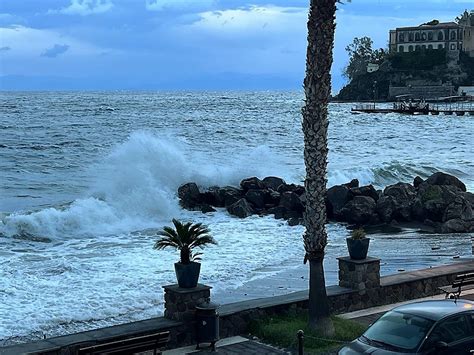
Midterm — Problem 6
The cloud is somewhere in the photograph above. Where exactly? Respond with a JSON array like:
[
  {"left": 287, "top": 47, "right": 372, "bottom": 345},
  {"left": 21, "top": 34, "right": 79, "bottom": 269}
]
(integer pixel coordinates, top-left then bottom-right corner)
[
  {"left": 0, "top": 46, "right": 11, "bottom": 51},
  {"left": 50, "top": 0, "right": 113, "bottom": 16},
  {"left": 40, "top": 44, "right": 70, "bottom": 58},
  {"left": 145, "top": 0, "right": 214, "bottom": 12}
]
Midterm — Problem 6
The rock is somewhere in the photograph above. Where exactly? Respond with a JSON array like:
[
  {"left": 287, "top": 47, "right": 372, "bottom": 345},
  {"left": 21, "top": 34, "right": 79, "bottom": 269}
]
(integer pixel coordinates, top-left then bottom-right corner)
[
  {"left": 240, "top": 177, "right": 264, "bottom": 191},
  {"left": 280, "top": 191, "right": 304, "bottom": 212},
  {"left": 418, "top": 185, "right": 459, "bottom": 222},
  {"left": 245, "top": 189, "right": 267, "bottom": 209},
  {"left": 268, "top": 206, "right": 287, "bottom": 219},
  {"left": 277, "top": 183, "right": 305, "bottom": 195},
  {"left": 438, "top": 219, "right": 471, "bottom": 233},
  {"left": 376, "top": 195, "right": 396, "bottom": 223},
  {"left": 424, "top": 172, "right": 466, "bottom": 192},
  {"left": 217, "top": 186, "right": 243, "bottom": 207},
  {"left": 266, "top": 190, "right": 281, "bottom": 205},
  {"left": 287, "top": 217, "right": 301, "bottom": 226},
  {"left": 299, "top": 192, "right": 306, "bottom": 207},
  {"left": 326, "top": 185, "right": 353, "bottom": 220},
  {"left": 413, "top": 176, "right": 424, "bottom": 188},
  {"left": 351, "top": 185, "right": 379, "bottom": 201},
  {"left": 284, "top": 210, "right": 302, "bottom": 220},
  {"left": 461, "top": 192, "right": 474, "bottom": 206},
  {"left": 226, "top": 198, "right": 254, "bottom": 218},
  {"left": 341, "top": 196, "right": 377, "bottom": 225},
  {"left": 178, "top": 182, "right": 201, "bottom": 208},
  {"left": 443, "top": 197, "right": 473, "bottom": 222},
  {"left": 200, "top": 188, "right": 219, "bottom": 207},
  {"left": 343, "top": 179, "right": 359, "bottom": 188},
  {"left": 262, "top": 176, "right": 286, "bottom": 191},
  {"left": 201, "top": 204, "right": 216, "bottom": 213},
  {"left": 383, "top": 182, "right": 416, "bottom": 221}
]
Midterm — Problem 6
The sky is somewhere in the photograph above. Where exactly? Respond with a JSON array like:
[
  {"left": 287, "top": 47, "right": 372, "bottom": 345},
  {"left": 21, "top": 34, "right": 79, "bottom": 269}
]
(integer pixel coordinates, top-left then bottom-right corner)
[{"left": 0, "top": 0, "right": 472, "bottom": 92}]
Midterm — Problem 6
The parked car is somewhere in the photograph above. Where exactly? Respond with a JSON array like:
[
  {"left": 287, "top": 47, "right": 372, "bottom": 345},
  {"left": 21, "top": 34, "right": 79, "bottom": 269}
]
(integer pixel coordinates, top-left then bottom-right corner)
[{"left": 339, "top": 299, "right": 474, "bottom": 354}]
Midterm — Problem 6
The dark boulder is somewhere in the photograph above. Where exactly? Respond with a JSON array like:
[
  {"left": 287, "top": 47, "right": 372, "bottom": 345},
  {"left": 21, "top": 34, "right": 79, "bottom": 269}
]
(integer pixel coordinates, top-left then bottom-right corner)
[
  {"left": 287, "top": 217, "right": 301, "bottom": 226},
  {"left": 240, "top": 177, "right": 264, "bottom": 191},
  {"left": 262, "top": 176, "right": 286, "bottom": 191},
  {"left": 268, "top": 206, "right": 287, "bottom": 219},
  {"left": 382, "top": 182, "right": 416, "bottom": 221},
  {"left": 417, "top": 185, "right": 459, "bottom": 222},
  {"left": 284, "top": 210, "right": 303, "bottom": 220},
  {"left": 424, "top": 172, "right": 466, "bottom": 192},
  {"left": 245, "top": 189, "right": 267, "bottom": 209},
  {"left": 265, "top": 189, "right": 281, "bottom": 205},
  {"left": 218, "top": 186, "right": 243, "bottom": 207},
  {"left": 280, "top": 191, "right": 304, "bottom": 212},
  {"left": 376, "top": 195, "right": 396, "bottom": 223},
  {"left": 201, "top": 204, "right": 216, "bottom": 213},
  {"left": 443, "top": 197, "right": 473, "bottom": 222},
  {"left": 351, "top": 185, "right": 379, "bottom": 201},
  {"left": 341, "top": 196, "right": 377, "bottom": 225},
  {"left": 200, "top": 187, "right": 220, "bottom": 206},
  {"left": 326, "top": 185, "right": 353, "bottom": 220},
  {"left": 277, "top": 183, "right": 305, "bottom": 195},
  {"left": 226, "top": 198, "right": 254, "bottom": 218},
  {"left": 438, "top": 219, "right": 474, "bottom": 233},
  {"left": 178, "top": 182, "right": 201, "bottom": 208},
  {"left": 343, "top": 179, "right": 359, "bottom": 188},
  {"left": 413, "top": 176, "right": 424, "bottom": 189}
]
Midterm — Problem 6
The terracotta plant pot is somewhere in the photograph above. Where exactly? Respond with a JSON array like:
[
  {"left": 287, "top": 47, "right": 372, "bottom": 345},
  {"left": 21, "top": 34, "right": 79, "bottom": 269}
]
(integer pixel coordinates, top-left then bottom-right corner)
[
  {"left": 346, "top": 237, "right": 370, "bottom": 260},
  {"left": 174, "top": 261, "right": 201, "bottom": 288}
]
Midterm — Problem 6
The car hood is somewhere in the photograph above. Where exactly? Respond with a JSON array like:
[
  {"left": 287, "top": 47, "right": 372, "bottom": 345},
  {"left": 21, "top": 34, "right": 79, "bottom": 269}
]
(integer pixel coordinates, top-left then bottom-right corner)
[{"left": 339, "top": 339, "right": 414, "bottom": 355}]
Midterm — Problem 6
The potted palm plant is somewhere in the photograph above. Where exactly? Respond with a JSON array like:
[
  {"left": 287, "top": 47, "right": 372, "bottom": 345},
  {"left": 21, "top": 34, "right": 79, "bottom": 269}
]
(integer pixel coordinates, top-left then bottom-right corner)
[
  {"left": 346, "top": 228, "right": 370, "bottom": 260},
  {"left": 154, "top": 219, "right": 217, "bottom": 288}
]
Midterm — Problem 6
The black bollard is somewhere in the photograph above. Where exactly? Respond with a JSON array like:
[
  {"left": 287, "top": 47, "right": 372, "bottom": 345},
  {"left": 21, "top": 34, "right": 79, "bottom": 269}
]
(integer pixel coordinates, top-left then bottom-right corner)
[{"left": 297, "top": 329, "right": 304, "bottom": 355}]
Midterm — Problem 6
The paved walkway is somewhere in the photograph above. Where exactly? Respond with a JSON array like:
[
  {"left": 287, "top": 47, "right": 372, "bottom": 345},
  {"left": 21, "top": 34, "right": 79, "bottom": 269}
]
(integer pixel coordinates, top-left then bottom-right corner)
[{"left": 163, "top": 336, "right": 288, "bottom": 354}]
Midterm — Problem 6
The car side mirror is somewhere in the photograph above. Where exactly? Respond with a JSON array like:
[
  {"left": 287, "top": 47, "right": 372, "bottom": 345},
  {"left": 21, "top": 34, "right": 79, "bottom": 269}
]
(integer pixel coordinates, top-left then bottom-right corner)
[{"left": 434, "top": 341, "right": 449, "bottom": 350}]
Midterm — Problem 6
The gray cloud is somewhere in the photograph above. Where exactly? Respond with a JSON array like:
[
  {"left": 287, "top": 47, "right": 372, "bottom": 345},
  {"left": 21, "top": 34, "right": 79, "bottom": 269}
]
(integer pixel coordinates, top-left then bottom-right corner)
[
  {"left": 41, "top": 44, "right": 70, "bottom": 58},
  {"left": 0, "top": 46, "right": 11, "bottom": 51}
]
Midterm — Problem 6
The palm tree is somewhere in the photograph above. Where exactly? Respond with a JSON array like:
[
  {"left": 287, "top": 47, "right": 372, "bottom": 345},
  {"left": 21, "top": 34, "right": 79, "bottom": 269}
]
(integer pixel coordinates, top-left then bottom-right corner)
[
  {"left": 301, "top": 0, "right": 340, "bottom": 335},
  {"left": 154, "top": 219, "right": 217, "bottom": 264}
]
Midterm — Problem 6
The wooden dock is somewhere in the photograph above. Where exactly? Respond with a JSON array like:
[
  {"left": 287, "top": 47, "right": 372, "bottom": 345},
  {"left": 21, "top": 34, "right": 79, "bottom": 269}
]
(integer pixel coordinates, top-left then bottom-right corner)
[{"left": 352, "top": 102, "right": 474, "bottom": 116}]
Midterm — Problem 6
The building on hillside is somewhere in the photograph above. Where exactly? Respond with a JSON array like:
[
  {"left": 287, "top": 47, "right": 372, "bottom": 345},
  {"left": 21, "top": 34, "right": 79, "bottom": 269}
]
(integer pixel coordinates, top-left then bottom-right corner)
[{"left": 389, "top": 21, "right": 474, "bottom": 57}]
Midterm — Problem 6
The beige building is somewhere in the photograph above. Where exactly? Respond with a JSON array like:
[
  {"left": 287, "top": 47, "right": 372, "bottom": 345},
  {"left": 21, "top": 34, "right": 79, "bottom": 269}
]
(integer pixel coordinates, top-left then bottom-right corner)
[{"left": 389, "top": 21, "right": 474, "bottom": 57}]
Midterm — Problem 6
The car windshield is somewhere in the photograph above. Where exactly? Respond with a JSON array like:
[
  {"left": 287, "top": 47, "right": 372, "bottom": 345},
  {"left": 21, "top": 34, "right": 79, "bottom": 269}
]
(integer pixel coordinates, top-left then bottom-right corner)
[{"left": 363, "top": 310, "right": 435, "bottom": 352}]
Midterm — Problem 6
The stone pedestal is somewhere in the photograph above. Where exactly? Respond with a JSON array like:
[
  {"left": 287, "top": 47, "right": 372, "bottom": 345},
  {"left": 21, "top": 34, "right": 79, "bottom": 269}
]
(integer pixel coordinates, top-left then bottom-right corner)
[
  {"left": 338, "top": 256, "right": 380, "bottom": 292},
  {"left": 163, "top": 284, "right": 211, "bottom": 321}
]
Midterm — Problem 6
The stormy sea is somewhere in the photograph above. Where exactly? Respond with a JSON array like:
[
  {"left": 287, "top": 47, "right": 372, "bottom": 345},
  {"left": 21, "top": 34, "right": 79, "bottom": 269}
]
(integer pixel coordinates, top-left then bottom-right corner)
[{"left": 1, "top": 91, "right": 473, "bottom": 344}]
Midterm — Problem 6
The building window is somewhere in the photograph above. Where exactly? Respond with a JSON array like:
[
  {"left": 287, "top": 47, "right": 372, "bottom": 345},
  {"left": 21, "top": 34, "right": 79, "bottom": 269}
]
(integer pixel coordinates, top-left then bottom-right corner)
[
  {"left": 415, "top": 45, "right": 421, "bottom": 51},
  {"left": 409, "top": 45, "right": 414, "bottom": 52},
  {"left": 451, "top": 31, "right": 456, "bottom": 40},
  {"left": 409, "top": 32, "right": 414, "bottom": 41},
  {"left": 399, "top": 33, "right": 405, "bottom": 42},
  {"left": 428, "top": 44, "right": 433, "bottom": 49},
  {"left": 421, "top": 32, "right": 427, "bottom": 40},
  {"left": 399, "top": 46, "right": 404, "bottom": 52},
  {"left": 421, "top": 45, "right": 426, "bottom": 50},
  {"left": 451, "top": 43, "right": 456, "bottom": 50},
  {"left": 415, "top": 32, "right": 420, "bottom": 41},
  {"left": 438, "top": 44, "right": 443, "bottom": 49},
  {"left": 428, "top": 32, "right": 433, "bottom": 40},
  {"left": 438, "top": 31, "right": 443, "bottom": 40}
]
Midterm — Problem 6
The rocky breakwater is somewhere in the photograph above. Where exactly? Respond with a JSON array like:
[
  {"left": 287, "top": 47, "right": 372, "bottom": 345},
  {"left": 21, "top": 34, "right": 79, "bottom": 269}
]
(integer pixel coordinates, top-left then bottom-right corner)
[{"left": 177, "top": 172, "right": 474, "bottom": 233}]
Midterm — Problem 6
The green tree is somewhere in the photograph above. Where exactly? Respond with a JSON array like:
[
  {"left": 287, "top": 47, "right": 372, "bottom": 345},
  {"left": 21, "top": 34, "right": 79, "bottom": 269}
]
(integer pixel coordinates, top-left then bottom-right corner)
[
  {"left": 456, "top": 10, "right": 474, "bottom": 26},
  {"left": 301, "top": 0, "right": 340, "bottom": 335},
  {"left": 344, "top": 36, "right": 387, "bottom": 80}
]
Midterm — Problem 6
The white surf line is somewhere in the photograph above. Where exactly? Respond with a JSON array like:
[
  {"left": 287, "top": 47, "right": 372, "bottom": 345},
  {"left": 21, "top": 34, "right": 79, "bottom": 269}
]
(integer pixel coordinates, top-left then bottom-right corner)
[{"left": 340, "top": 289, "right": 474, "bottom": 320}]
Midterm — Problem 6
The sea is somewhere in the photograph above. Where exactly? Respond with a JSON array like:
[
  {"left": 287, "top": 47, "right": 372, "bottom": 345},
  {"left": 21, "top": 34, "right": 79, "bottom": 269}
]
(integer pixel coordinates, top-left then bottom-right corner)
[{"left": 1, "top": 91, "right": 473, "bottom": 345}]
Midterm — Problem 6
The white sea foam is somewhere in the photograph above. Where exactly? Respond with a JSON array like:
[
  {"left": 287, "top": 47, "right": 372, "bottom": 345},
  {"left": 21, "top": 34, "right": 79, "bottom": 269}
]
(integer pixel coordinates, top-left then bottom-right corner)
[{"left": 0, "top": 131, "right": 290, "bottom": 239}]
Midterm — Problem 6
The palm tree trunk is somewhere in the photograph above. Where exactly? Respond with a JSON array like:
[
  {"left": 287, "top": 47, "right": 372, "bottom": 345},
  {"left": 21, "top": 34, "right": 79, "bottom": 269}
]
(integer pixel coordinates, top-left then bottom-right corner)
[{"left": 302, "top": 0, "right": 337, "bottom": 335}]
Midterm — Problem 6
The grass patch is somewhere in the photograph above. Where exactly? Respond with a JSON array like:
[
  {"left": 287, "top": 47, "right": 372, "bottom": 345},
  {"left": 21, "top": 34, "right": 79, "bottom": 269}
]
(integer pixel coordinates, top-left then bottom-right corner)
[{"left": 249, "top": 312, "right": 367, "bottom": 354}]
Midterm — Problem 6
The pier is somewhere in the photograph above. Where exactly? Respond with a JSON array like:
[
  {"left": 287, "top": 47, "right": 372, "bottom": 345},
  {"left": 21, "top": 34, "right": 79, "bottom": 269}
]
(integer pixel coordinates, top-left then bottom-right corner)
[{"left": 352, "top": 97, "right": 474, "bottom": 116}]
